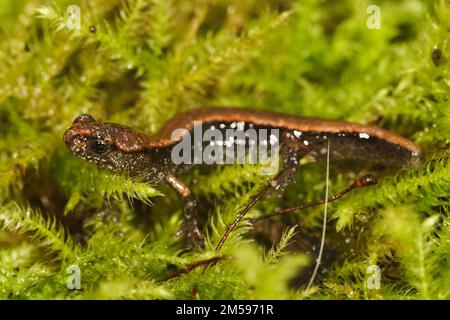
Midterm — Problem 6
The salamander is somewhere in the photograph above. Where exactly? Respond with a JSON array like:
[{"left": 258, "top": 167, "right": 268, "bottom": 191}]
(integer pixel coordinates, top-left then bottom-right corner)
[{"left": 63, "top": 107, "right": 423, "bottom": 249}]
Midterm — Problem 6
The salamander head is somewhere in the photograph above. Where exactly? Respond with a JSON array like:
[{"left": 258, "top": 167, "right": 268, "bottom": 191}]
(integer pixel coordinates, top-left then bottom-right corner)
[{"left": 63, "top": 114, "right": 150, "bottom": 173}]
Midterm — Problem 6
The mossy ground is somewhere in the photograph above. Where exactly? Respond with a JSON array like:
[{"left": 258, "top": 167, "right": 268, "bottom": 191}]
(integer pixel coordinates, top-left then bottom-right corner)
[{"left": 0, "top": 0, "right": 449, "bottom": 299}]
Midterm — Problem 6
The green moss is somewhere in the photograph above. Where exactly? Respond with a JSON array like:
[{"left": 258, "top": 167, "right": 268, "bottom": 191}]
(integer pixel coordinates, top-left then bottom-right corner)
[{"left": 0, "top": 0, "right": 449, "bottom": 299}]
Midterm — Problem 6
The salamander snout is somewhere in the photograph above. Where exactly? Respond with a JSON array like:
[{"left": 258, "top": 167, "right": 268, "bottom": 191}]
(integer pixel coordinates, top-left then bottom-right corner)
[
  {"left": 63, "top": 127, "right": 76, "bottom": 146},
  {"left": 64, "top": 114, "right": 98, "bottom": 146}
]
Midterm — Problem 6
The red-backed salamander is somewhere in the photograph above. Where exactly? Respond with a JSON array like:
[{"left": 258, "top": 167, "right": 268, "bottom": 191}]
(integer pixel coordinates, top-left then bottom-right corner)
[{"left": 63, "top": 107, "right": 423, "bottom": 250}]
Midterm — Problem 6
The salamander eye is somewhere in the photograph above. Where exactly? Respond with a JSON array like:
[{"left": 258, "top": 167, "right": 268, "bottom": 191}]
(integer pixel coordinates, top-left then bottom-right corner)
[{"left": 89, "top": 138, "right": 110, "bottom": 154}]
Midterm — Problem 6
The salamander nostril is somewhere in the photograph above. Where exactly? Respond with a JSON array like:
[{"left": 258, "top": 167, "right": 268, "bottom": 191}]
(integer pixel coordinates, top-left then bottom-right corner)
[{"left": 73, "top": 114, "right": 96, "bottom": 125}]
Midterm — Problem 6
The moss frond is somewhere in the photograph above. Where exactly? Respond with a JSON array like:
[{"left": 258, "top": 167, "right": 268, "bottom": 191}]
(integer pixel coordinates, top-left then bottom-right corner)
[
  {"left": 51, "top": 153, "right": 162, "bottom": 213},
  {"left": 0, "top": 202, "right": 76, "bottom": 260},
  {"left": 1, "top": 0, "right": 449, "bottom": 300},
  {"left": 376, "top": 206, "right": 447, "bottom": 299},
  {"left": 333, "top": 150, "right": 450, "bottom": 231}
]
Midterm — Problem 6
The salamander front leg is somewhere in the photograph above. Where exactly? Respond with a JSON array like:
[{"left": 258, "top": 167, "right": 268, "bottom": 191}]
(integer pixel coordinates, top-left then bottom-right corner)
[{"left": 164, "top": 172, "right": 204, "bottom": 247}]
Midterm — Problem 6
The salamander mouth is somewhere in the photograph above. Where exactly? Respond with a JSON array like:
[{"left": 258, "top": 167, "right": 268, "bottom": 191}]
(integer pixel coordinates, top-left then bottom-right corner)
[
  {"left": 63, "top": 126, "right": 92, "bottom": 158},
  {"left": 63, "top": 132, "right": 86, "bottom": 154}
]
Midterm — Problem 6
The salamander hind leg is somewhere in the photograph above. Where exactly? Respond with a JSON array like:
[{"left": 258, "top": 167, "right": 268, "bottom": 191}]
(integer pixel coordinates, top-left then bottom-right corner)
[{"left": 267, "top": 130, "right": 316, "bottom": 196}]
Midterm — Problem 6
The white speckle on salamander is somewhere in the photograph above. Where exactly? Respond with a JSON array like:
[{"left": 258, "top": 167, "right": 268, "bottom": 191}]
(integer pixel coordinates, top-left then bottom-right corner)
[
  {"left": 359, "top": 133, "right": 370, "bottom": 139},
  {"left": 303, "top": 140, "right": 309, "bottom": 146},
  {"left": 293, "top": 130, "right": 302, "bottom": 138}
]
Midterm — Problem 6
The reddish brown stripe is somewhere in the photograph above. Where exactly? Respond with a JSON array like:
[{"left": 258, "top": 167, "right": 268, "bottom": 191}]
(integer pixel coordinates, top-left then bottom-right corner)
[{"left": 153, "top": 107, "right": 421, "bottom": 154}]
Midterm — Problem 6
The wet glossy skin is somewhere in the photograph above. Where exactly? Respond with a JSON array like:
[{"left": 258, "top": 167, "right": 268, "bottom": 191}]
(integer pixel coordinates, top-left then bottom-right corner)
[
  {"left": 63, "top": 108, "right": 423, "bottom": 247},
  {"left": 64, "top": 109, "right": 423, "bottom": 174},
  {"left": 63, "top": 114, "right": 172, "bottom": 183}
]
